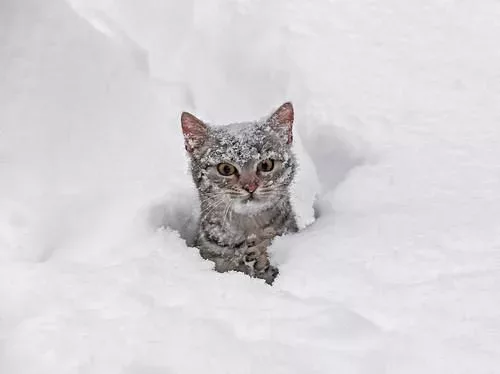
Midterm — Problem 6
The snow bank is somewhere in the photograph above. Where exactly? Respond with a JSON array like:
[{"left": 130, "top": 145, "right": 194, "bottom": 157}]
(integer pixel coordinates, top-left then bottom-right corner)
[
  {"left": 2, "top": 0, "right": 500, "bottom": 373},
  {"left": 0, "top": 0, "right": 373, "bottom": 373},
  {"left": 0, "top": 0, "right": 179, "bottom": 261}
]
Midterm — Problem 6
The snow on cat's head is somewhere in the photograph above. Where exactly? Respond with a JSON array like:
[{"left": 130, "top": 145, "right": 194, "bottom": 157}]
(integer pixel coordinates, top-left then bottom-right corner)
[{"left": 181, "top": 102, "right": 297, "bottom": 215}]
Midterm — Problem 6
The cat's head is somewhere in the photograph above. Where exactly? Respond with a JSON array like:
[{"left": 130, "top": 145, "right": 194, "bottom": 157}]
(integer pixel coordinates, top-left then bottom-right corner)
[{"left": 181, "top": 102, "right": 296, "bottom": 215}]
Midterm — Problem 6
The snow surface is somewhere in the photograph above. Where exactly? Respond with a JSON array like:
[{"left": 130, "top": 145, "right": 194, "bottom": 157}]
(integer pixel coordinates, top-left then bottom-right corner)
[{"left": 1, "top": 0, "right": 500, "bottom": 373}]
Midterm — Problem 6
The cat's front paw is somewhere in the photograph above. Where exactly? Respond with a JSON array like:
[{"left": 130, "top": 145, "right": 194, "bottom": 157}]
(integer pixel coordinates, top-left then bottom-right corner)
[
  {"left": 243, "top": 245, "right": 279, "bottom": 285},
  {"left": 243, "top": 245, "right": 268, "bottom": 269},
  {"left": 256, "top": 264, "right": 279, "bottom": 285}
]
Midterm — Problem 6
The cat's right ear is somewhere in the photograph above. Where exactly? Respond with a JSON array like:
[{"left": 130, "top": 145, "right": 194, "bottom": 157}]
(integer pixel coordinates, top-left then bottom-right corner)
[{"left": 181, "top": 112, "right": 208, "bottom": 153}]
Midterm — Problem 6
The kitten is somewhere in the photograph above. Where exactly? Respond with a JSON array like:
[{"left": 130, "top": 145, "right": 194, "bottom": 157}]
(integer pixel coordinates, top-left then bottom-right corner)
[{"left": 181, "top": 102, "right": 298, "bottom": 284}]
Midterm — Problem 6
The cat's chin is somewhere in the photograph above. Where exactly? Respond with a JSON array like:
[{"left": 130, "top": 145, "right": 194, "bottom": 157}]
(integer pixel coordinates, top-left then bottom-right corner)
[{"left": 232, "top": 198, "right": 272, "bottom": 215}]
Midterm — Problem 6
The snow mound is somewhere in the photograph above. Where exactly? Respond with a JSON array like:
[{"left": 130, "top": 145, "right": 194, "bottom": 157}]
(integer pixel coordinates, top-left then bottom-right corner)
[{"left": 2, "top": 0, "right": 500, "bottom": 373}]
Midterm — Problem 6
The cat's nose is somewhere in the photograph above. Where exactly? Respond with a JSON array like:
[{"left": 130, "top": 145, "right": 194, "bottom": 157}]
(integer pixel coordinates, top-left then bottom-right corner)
[{"left": 243, "top": 182, "right": 258, "bottom": 193}]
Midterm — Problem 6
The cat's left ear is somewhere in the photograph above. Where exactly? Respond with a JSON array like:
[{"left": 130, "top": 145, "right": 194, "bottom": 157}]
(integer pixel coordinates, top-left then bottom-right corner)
[
  {"left": 181, "top": 111, "right": 208, "bottom": 153},
  {"left": 268, "top": 102, "right": 294, "bottom": 144}
]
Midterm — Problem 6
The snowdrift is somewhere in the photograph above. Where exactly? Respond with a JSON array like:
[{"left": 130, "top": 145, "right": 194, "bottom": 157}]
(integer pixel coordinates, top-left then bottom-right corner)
[{"left": 1, "top": 0, "right": 500, "bottom": 373}]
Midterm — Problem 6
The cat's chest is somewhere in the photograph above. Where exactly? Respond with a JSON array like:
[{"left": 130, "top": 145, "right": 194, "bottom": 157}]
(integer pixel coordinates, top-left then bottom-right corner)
[
  {"left": 227, "top": 211, "right": 278, "bottom": 241},
  {"left": 200, "top": 206, "right": 286, "bottom": 247}
]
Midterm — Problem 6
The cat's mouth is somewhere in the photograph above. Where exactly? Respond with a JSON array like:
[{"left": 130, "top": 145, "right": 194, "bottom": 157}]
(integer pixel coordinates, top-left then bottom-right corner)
[
  {"left": 238, "top": 190, "right": 277, "bottom": 205},
  {"left": 245, "top": 194, "right": 255, "bottom": 202},
  {"left": 230, "top": 193, "right": 269, "bottom": 214},
  {"left": 240, "top": 192, "right": 264, "bottom": 204}
]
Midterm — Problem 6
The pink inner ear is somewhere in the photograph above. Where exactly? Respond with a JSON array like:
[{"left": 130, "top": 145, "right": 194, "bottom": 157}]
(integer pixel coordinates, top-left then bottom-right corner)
[
  {"left": 269, "top": 102, "right": 294, "bottom": 144},
  {"left": 181, "top": 112, "right": 208, "bottom": 152},
  {"left": 273, "top": 102, "right": 294, "bottom": 124}
]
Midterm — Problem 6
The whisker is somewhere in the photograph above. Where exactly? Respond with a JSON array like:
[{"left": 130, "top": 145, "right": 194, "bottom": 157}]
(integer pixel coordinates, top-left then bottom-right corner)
[
  {"left": 221, "top": 200, "right": 232, "bottom": 231},
  {"left": 200, "top": 198, "right": 227, "bottom": 219},
  {"left": 199, "top": 201, "right": 219, "bottom": 216}
]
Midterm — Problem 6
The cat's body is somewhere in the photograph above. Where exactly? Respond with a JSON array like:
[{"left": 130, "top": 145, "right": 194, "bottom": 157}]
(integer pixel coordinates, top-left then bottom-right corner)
[{"left": 181, "top": 103, "right": 298, "bottom": 284}]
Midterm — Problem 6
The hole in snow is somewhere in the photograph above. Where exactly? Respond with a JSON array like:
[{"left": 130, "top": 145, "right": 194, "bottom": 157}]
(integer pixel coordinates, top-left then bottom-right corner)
[
  {"left": 149, "top": 123, "right": 366, "bottom": 248},
  {"left": 301, "top": 124, "right": 365, "bottom": 194},
  {"left": 294, "top": 121, "right": 368, "bottom": 232},
  {"left": 148, "top": 189, "right": 199, "bottom": 247}
]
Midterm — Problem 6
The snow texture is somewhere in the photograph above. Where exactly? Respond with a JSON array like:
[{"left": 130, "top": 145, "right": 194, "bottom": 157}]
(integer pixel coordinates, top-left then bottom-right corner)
[{"left": 1, "top": 0, "right": 500, "bottom": 373}]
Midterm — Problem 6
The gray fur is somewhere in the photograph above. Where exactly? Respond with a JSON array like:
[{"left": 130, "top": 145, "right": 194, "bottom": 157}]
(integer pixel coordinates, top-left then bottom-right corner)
[{"left": 181, "top": 103, "right": 298, "bottom": 284}]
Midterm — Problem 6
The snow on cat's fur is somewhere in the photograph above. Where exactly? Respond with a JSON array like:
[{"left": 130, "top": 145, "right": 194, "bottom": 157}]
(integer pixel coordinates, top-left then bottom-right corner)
[{"left": 181, "top": 102, "right": 298, "bottom": 284}]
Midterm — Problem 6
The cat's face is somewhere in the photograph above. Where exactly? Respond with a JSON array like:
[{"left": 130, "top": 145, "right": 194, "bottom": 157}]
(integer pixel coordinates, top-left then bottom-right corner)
[{"left": 181, "top": 103, "right": 296, "bottom": 215}]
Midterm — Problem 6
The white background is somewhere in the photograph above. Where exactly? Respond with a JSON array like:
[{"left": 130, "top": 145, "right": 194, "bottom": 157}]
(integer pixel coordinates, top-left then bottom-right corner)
[{"left": 1, "top": 0, "right": 499, "bottom": 373}]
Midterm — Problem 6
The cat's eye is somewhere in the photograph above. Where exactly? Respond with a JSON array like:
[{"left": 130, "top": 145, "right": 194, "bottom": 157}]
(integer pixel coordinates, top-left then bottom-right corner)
[
  {"left": 217, "top": 163, "right": 237, "bottom": 176},
  {"left": 258, "top": 159, "right": 275, "bottom": 172}
]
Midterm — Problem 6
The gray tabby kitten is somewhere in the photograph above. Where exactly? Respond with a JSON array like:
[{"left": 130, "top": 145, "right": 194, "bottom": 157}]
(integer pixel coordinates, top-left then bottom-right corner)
[{"left": 181, "top": 102, "right": 298, "bottom": 284}]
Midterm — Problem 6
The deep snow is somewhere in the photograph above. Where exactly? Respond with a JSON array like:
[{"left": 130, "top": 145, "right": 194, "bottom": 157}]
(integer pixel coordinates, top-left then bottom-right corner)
[{"left": 1, "top": 0, "right": 500, "bottom": 373}]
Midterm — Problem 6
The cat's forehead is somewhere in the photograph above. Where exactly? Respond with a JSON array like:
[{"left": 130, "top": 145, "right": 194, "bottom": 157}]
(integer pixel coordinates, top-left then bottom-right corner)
[
  {"left": 201, "top": 121, "right": 285, "bottom": 165},
  {"left": 218, "top": 121, "right": 256, "bottom": 135},
  {"left": 215, "top": 121, "right": 268, "bottom": 143}
]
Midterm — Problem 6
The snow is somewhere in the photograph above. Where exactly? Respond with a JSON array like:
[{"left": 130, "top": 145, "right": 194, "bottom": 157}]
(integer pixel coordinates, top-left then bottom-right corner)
[{"left": 1, "top": 0, "right": 500, "bottom": 373}]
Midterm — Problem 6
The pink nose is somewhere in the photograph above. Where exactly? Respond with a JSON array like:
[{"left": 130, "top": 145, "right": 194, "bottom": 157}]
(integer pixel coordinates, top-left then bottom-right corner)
[{"left": 243, "top": 182, "right": 258, "bottom": 193}]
